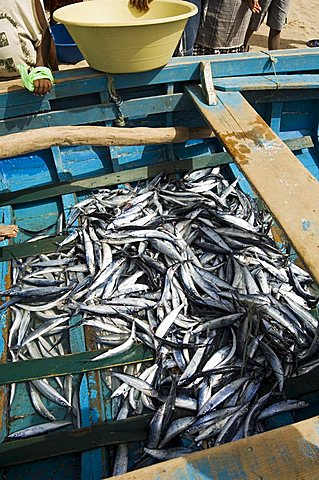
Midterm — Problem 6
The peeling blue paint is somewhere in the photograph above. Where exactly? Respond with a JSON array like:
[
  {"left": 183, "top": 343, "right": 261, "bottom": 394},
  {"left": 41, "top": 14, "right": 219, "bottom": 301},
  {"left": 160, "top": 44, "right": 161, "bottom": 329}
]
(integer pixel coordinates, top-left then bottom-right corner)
[{"left": 297, "top": 438, "right": 319, "bottom": 461}]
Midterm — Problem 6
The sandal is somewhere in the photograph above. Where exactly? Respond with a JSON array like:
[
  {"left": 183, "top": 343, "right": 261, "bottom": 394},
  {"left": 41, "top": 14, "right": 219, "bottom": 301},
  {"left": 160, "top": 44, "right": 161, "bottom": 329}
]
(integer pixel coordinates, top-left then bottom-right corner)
[{"left": 307, "top": 39, "right": 319, "bottom": 48}]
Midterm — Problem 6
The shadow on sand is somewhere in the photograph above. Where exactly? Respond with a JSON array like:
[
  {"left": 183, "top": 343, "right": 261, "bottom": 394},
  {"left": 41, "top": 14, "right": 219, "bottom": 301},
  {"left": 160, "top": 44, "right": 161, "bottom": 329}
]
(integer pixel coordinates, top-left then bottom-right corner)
[{"left": 250, "top": 32, "right": 308, "bottom": 50}]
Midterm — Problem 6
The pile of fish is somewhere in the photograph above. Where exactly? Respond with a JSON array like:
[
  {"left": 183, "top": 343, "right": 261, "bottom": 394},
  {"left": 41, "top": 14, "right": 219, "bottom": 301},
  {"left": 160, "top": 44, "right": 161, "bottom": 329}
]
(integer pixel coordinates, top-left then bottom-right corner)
[{"left": 3, "top": 167, "right": 319, "bottom": 475}]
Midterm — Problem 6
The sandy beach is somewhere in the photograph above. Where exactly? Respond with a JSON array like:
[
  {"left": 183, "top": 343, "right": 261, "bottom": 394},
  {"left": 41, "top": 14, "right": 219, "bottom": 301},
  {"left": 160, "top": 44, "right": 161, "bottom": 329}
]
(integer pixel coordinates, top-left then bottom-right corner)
[{"left": 249, "top": 0, "right": 319, "bottom": 51}]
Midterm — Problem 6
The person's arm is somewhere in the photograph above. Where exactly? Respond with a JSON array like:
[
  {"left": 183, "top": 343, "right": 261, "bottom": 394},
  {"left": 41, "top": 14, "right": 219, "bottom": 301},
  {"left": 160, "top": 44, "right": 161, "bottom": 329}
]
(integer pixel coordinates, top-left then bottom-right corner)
[
  {"left": 34, "top": 0, "right": 57, "bottom": 95},
  {"left": 247, "top": 0, "right": 262, "bottom": 13},
  {"left": 129, "top": 0, "right": 153, "bottom": 11}
]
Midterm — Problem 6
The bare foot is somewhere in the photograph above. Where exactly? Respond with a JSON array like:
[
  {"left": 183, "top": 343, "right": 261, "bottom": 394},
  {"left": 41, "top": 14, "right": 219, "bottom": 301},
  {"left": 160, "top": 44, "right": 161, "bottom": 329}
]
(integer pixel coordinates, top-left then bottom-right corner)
[{"left": 0, "top": 225, "right": 18, "bottom": 239}]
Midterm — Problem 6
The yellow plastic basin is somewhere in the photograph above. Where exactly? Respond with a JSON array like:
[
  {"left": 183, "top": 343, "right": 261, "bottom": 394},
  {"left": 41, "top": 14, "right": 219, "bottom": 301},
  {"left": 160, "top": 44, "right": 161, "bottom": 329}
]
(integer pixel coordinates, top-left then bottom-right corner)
[{"left": 53, "top": 0, "right": 197, "bottom": 73}]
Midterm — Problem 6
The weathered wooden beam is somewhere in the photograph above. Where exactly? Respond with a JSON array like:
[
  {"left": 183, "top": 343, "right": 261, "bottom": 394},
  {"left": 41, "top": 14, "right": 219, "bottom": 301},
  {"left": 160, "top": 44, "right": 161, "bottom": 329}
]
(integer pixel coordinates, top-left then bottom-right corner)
[
  {"left": 186, "top": 85, "right": 319, "bottom": 285},
  {"left": 110, "top": 415, "right": 319, "bottom": 480},
  {"left": 0, "top": 344, "right": 153, "bottom": 385},
  {"left": 0, "top": 125, "right": 215, "bottom": 159}
]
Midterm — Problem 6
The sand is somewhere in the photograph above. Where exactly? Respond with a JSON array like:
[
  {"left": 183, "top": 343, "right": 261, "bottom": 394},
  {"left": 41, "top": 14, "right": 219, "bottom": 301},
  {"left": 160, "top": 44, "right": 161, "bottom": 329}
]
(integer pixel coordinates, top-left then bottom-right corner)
[{"left": 249, "top": 0, "right": 319, "bottom": 51}]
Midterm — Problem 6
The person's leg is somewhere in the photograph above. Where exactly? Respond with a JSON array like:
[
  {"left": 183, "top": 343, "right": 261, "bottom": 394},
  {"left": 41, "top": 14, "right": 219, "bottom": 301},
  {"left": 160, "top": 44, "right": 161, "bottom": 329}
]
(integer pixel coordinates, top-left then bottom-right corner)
[
  {"left": 244, "top": 25, "right": 255, "bottom": 51},
  {"left": 266, "top": 0, "right": 290, "bottom": 50},
  {"left": 244, "top": 0, "right": 270, "bottom": 51},
  {"left": 268, "top": 28, "right": 281, "bottom": 50}
]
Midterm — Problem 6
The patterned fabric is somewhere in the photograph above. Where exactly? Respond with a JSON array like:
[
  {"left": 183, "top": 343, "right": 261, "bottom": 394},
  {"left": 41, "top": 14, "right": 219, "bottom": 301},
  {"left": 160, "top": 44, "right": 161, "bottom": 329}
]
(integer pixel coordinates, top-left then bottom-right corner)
[
  {"left": 195, "top": 0, "right": 252, "bottom": 50},
  {"left": 46, "top": 0, "right": 82, "bottom": 12},
  {"left": 0, "top": 0, "right": 45, "bottom": 77},
  {"left": 193, "top": 44, "right": 245, "bottom": 55}
]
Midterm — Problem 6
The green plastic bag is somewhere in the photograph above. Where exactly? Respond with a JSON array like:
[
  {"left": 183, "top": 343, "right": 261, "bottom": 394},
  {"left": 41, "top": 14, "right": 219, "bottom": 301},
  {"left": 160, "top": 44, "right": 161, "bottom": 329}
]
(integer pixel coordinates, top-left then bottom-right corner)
[{"left": 17, "top": 65, "right": 54, "bottom": 93}]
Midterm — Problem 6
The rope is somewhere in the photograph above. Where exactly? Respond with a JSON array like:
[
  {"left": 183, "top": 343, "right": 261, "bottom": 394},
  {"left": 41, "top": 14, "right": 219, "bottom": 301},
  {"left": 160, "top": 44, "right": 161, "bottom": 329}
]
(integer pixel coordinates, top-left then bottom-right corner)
[
  {"left": 261, "top": 50, "right": 280, "bottom": 91},
  {"left": 107, "top": 74, "right": 126, "bottom": 127},
  {"left": 254, "top": 51, "right": 281, "bottom": 104}
]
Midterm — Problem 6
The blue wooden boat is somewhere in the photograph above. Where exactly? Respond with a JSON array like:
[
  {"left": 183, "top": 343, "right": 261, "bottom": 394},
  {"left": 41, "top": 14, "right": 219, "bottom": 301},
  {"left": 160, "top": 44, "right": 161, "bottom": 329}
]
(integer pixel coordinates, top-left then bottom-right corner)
[{"left": 0, "top": 48, "right": 319, "bottom": 479}]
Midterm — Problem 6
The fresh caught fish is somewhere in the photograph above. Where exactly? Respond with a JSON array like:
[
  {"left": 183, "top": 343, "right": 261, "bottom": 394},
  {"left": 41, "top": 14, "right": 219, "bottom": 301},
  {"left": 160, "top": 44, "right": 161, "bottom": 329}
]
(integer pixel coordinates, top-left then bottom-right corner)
[
  {"left": 8, "top": 420, "right": 72, "bottom": 439},
  {"left": 5, "top": 167, "right": 318, "bottom": 473}
]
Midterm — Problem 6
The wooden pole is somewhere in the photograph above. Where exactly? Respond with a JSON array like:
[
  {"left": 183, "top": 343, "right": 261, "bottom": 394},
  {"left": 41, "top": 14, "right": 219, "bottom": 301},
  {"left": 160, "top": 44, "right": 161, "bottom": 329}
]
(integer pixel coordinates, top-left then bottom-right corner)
[{"left": 0, "top": 126, "right": 215, "bottom": 159}]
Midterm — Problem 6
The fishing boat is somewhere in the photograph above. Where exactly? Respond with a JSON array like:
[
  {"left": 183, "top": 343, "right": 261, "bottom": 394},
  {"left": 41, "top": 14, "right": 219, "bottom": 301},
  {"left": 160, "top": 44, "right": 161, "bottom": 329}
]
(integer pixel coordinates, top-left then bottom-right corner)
[{"left": 0, "top": 48, "right": 319, "bottom": 479}]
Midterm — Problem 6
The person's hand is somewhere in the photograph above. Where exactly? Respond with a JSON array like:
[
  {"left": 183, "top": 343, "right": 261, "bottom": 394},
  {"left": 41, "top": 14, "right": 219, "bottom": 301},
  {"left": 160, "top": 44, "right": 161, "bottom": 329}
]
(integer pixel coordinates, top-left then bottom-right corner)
[
  {"left": 0, "top": 225, "right": 18, "bottom": 241},
  {"left": 247, "top": 0, "right": 261, "bottom": 13},
  {"left": 33, "top": 78, "right": 52, "bottom": 96},
  {"left": 130, "top": 0, "right": 153, "bottom": 11}
]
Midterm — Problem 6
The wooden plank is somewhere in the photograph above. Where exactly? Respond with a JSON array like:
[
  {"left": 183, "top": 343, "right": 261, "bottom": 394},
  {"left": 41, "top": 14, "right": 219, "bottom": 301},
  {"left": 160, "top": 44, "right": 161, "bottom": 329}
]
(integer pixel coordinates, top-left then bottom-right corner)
[
  {"left": 0, "top": 126, "right": 215, "bottom": 159},
  {"left": 105, "top": 49, "right": 319, "bottom": 89},
  {"left": 0, "top": 235, "right": 68, "bottom": 262},
  {"left": 0, "top": 70, "right": 102, "bottom": 95},
  {"left": 0, "top": 49, "right": 318, "bottom": 105},
  {"left": 110, "top": 415, "right": 319, "bottom": 480},
  {"left": 0, "top": 344, "right": 153, "bottom": 385},
  {"left": 69, "top": 314, "right": 107, "bottom": 479},
  {"left": 0, "top": 330, "right": 314, "bottom": 400},
  {"left": 284, "top": 135, "right": 314, "bottom": 151},
  {"left": 0, "top": 154, "right": 229, "bottom": 208},
  {"left": 284, "top": 366, "right": 319, "bottom": 398},
  {"left": 215, "top": 74, "right": 319, "bottom": 91},
  {"left": 0, "top": 93, "right": 188, "bottom": 134},
  {"left": 0, "top": 413, "right": 152, "bottom": 467},
  {"left": 186, "top": 86, "right": 319, "bottom": 285},
  {"left": 0, "top": 134, "right": 310, "bottom": 208}
]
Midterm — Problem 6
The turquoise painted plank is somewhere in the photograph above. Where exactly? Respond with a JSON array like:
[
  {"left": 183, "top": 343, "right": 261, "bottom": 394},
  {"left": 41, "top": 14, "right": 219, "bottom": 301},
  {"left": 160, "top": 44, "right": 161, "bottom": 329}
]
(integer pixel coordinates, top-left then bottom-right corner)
[
  {"left": 60, "top": 146, "right": 114, "bottom": 180},
  {"left": 1, "top": 85, "right": 316, "bottom": 137},
  {"left": 2, "top": 454, "right": 81, "bottom": 480},
  {"left": 214, "top": 74, "right": 319, "bottom": 91},
  {"left": 0, "top": 344, "right": 153, "bottom": 385},
  {"left": 68, "top": 316, "right": 105, "bottom": 480},
  {"left": 13, "top": 198, "right": 60, "bottom": 243},
  {"left": 0, "top": 101, "right": 51, "bottom": 120},
  {"left": 0, "top": 94, "right": 188, "bottom": 135},
  {"left": 109, "top": 49, "right": 319, "bottom": 90},
  {"left": 293, "top": 148, "right": 319, "bottom": 182},
  {"left": 280, "top": 99, "right": 319, "bottom": 132},
  {"left": 0, "top": 150, "right": 58, "bottom": 193},
  {"left": 116, "top": 145, "right": 167, "bottom": 171},
  {"left": 0, "top": 90, "right": 50, "bottom": 109},
  {"left": 0, "top": 413, "right": 152, "bottom": 468},
  {"left": 0, "top": 49, "right": 319, "bottom": 111},
  {"left": 51, "top": 146, "right": 72, "bottom": 183},
  {"left": 8, "top": 383, "right": 71, "bottom": 435},
  {"left": 50, "top": 146, "right": 77, "bottom": 226},
  {"left": 252, "top": 90, "right": 319, "bottom": 106},
  {"left": 0, "top": 145, "right": 112, "bottom": 195},
  {"left": 270, "top": 102, "right": 283, "bottom": 134},
  {"left": 0, "top": 75, "right": 107, "bottom": 110},
  {"left": 229, "top": 163, "right": 254, "bottom": 197}
]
